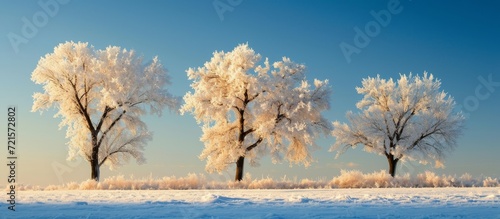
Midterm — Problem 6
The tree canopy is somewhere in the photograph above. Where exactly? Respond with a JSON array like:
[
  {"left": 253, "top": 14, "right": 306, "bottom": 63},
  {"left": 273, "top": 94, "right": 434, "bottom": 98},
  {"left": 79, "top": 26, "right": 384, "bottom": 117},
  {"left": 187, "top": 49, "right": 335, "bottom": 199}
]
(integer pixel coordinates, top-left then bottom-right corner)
[
  {"left": 32, "top": 41, "right": 178, "bottom": 180},
  {"left": 182, "top": 43, "right": 331, "bottom": 181},
  {"left": 331, "top": 73, "right": 464, "bottom": 177}
]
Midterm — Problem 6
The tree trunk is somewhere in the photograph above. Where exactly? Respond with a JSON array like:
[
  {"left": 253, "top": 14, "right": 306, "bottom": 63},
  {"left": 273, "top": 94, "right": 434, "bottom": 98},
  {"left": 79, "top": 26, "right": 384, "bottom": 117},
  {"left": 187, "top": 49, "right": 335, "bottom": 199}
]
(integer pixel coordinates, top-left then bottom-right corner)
[
  {"left": 90, "top": 133, "right": 100, "bottom": 181},
  {"left": 90, "top": 150, "right": 100, "bottom": 181},
  {"left": 387, "top": 155, "right": 399, "bottom": 177},
  {"left": 235, "top": 156, "right": 245, "bottom": 181}
]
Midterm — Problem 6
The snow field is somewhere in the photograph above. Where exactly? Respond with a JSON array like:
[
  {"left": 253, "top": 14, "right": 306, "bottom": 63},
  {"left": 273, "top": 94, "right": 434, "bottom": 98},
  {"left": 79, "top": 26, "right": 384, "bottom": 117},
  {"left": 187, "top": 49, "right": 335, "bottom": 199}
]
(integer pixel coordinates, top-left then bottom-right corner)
[{"left": 4, "top": 187, "right": 500, "bottom": 219}]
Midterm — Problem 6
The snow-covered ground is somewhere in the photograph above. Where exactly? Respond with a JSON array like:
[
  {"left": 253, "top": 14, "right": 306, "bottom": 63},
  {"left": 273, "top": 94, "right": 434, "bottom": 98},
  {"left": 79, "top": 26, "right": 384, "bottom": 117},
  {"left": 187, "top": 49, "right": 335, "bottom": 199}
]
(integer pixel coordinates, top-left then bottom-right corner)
[{"left": 3, "top": 187, "right": 499, "bottom": 218}]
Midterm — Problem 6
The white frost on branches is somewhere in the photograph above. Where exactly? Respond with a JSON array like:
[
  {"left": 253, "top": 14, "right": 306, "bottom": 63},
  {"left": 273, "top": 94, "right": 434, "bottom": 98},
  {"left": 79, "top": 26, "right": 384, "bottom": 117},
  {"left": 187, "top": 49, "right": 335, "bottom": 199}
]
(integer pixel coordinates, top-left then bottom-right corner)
[
  {"left": 181, "top": 43, "right": 331, "bottom": 173},
  {"left": 331, "top": 73, "right": 464, "bottom": 169},
  {"left": 32, "top": 41, "right": 178, "bottom": 172}
]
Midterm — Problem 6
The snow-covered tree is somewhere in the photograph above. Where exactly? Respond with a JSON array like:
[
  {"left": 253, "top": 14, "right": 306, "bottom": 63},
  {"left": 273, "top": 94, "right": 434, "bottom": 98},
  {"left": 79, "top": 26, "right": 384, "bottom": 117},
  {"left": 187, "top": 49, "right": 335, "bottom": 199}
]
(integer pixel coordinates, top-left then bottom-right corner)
[
  {"left": 181, "top": 44, "right": 331, "bottom": 181},
  {"left": 32, "top": 41, "right": 178, "bottom": 181},
  {"left": 331, "top": 73, "right": 464, "bottom": 177}
]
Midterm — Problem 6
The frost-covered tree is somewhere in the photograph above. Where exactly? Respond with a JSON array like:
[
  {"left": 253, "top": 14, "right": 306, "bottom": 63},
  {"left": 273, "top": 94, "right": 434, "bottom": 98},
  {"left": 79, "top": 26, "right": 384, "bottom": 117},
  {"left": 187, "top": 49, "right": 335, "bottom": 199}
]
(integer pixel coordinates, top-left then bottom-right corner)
[
  {"left": 331, "top": 73, "right": 464, "bottom": 177},
  {"left": 32, "top": 41, "right": 178, "bottom": 181},
  {"left": 181, "top": 44, "right": 331, "bottom": 181}
]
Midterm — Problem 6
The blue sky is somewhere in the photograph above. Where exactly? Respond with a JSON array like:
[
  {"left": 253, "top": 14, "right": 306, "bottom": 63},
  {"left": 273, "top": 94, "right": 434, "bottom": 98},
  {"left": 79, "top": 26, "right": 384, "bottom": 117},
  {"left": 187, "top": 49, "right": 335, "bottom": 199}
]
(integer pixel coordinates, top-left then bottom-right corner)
[{"left": 1, "top": 0, "right": 499, "bottom": 186}]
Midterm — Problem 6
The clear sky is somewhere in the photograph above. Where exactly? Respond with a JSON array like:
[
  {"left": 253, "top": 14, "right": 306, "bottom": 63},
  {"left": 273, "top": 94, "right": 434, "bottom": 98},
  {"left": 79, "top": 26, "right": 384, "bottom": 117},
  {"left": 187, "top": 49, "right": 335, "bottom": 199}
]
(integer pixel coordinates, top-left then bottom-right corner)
[{"left": 1, "top": 0, "right": 499, "bottom": 186}]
